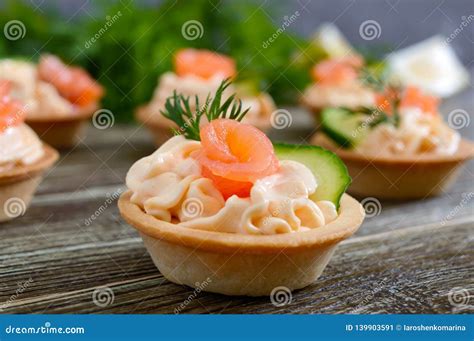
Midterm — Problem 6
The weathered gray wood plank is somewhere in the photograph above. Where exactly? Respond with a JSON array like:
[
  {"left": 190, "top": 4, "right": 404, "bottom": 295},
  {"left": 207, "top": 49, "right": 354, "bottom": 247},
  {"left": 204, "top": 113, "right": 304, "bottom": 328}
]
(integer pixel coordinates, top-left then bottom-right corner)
[{"left": 1, "top": 220, "right": 471, "bottom": 314}]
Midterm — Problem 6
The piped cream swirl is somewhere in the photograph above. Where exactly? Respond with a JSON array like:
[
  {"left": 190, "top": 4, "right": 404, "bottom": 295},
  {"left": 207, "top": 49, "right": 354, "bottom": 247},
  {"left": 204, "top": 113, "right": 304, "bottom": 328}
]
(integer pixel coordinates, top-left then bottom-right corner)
[
  {"left": 126, "top": 136, "right": 337, "bottom": 235},
  {"left": 0, "top": 124, "right": 45, "bottom": 171},
  {"left": 357, "top": 107, "right": 460, "bottom": 156},
  {"left": 303, "top": 82, "right": 375, "bottom": 110}
]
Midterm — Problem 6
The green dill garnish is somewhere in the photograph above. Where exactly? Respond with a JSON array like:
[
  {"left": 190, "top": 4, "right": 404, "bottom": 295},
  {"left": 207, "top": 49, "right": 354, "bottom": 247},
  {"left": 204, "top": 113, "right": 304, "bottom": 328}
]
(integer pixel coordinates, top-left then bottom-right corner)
[
  {"left": 358, "top": 63, "right": 389, "bottom": 92},
  {"left": 339, "top": 83, "right": 402, "bottom": 130},
  {"left": 350, "top": 55, "right": 401, "bottom": 130},
  {"left": 160, "top": 79, "right": 250, "bottom": 141}
]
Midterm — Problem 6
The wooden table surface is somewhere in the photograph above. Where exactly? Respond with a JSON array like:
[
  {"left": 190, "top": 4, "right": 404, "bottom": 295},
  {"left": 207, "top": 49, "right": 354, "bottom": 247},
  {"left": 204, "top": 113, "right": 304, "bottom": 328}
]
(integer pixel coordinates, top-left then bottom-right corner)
[{"left": 1, "top": 89, "right": 473, "bottom": 314}]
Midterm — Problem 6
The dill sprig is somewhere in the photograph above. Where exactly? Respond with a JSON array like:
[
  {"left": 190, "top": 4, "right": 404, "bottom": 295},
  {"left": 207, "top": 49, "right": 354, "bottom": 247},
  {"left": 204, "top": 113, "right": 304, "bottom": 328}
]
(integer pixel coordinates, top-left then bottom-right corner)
[
  {"left": 358, "top": 65, "right": 389, "bottom": 92},
  {"left": 347, "top": 85, "right": 401, "bottom": 129},
  {"left": 160, "top": 79, "right": 250, "bottom": 141},
  {"left": 343, "top": 59, "right": 402, "bottom": 129}
]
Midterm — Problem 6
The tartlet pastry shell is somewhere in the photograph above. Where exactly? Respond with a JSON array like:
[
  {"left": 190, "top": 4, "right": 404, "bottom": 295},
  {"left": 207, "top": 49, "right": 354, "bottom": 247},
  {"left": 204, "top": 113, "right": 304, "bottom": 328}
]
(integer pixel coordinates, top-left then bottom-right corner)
[
  {"left": 0, "top": 145, "right": 58, "bottom": 222},
  {"left": 313, "top": 133, "right": 474, "bottom": 199},
  {"left": 118, "top": 191, "right": 364, "bottom": 296},
  {"left": 26, "top": 104, "right": 98, "bottom": 149}
]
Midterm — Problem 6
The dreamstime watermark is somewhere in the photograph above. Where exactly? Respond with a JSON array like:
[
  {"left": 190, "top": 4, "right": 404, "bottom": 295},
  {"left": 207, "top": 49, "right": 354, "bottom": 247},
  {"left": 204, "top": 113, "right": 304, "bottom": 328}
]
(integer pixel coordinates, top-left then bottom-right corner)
[
  {"left": 351, "top": 278, "right": 388, "bottom": 313},
  {"left": 3, "top": 197, "right": 27, "bottom": 219},
  {"left": 181, "top": 20, "right": 204, "bottom": 40},
  {"left": 447, "top": 287, "right": 472, "bottom": 309},
  {"left": 359, "top": 20, "right": 381, "bottom": 41},
  {"left": 3, "top": 20, "right": 26, "bottom": 41},
  {"left": 0, "top": 277, "right": 33, "bottom": 312},
  {"left": 174, "top": 277, "right": 212, "bottom": 314},
  {"left": 447, "top": 109, "right": 470, "bottom": 130},
  {"left": 92, "top": 286, "right": 115, "bottom": 307},
  {"left": 84, "top": 188, "right": 123, "bottom": 226},
  {"left": 85, "top": 11, "right": 123, "bottom": 48},
  {"left": 92, "top": 109, "right": 115, "bottom": 130},
  {"left": 14, "top": 103, "right": 31, "bottom": 125},
  {"left": 360, "top": 197, "right": 382, "bottom": 218},
  {"left": 446, "top": 15, "right": 474, "bottom": 44},
  {"left": 262, "top": 11, "right": 300, "bottom": 48},
  {"left": 181, "top": 198, "right": 204, "bottom": 219},
  {"left": 440, "top": 192, "right": 473, "bottom": 226},
  {"left": 1, "top": 103, "right": 31, "bottom": 132},
  {"left": 351, "top": 99, "right": 390, "bottom": 139},
  {"left": 5, "top": 322, "right": 85, "bottom": 335},
  {"left": 270, "top": 286, "right": 292, "bottom": 307},
  {"left": 171, "top": 97, "right": 211, "bottom": 136},
  {"left": 265, "top": 187, "right": 305, "bottom": 223},
  {"left": 270, "top": 109, "right": 293, "bottom": 129}
]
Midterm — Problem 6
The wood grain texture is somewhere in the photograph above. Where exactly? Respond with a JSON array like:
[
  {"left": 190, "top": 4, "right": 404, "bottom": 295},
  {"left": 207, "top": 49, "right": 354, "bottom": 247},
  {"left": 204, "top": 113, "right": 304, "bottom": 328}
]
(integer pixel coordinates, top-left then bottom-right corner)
[
  {"left": 0, "top": 105, "right": 473, "bottom": 314},
  {"left": 1, "top": 220, "right": 472, "bottom": 314}
]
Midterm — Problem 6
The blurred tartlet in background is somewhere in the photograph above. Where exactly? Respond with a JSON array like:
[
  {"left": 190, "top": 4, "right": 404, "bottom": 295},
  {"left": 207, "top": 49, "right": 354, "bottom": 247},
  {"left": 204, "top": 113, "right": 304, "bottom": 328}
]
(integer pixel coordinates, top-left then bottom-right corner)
[
  {"left": 301, "top": 55, "right": 376, "bottom": 119},
  {"left": 0, "top": 55, "right": 104, "bottom": 148},
  {"left": 0, "top": 80, "right": 58, "bottom": 222},
  {"left": 136, "top": 48, "right": 276, "bottom": 145},
  {"left": 300, "top": 24, "right": 378, "bottom": 120},
  {"left": 301, "top": 24, "right": 470, "bottom": 122},
  {"left": 312, "top": 86, "right": 474, "bottom": 199}
]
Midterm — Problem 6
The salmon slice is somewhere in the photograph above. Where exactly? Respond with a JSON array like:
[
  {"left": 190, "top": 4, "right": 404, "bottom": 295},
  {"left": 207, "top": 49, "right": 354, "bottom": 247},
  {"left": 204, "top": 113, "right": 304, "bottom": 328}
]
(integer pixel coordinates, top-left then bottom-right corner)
[
  {"left": 400, "top": 86, "right": 439, "bottom": 115},
  {"left": 197, "top": 119, "right": 279, "bottom": 198},
  {"left": 374, "top": 87, "right": 398, "bottom": 115},
  {"left": 311, "top": 56, "right": 363, "bottom": 86},
  {"left": 174, "top": 49, "right": 237, "bottom": 80},
  {"left": 201, "top": 165, "right": 253, "bottom": 199},
  {"left": 376, "top": 86, "right": 439, "bottom": 116},
  {"left": 38, "top": 55, "right": 104, "bottom": 107},
  {"left": 0, "top": 79, "right": 25, "bottom": 132}
]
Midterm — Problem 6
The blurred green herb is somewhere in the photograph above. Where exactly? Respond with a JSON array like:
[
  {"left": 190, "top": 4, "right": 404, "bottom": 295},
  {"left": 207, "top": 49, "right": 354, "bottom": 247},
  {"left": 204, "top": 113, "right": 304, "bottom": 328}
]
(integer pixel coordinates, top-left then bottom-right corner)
[
  {"left": 351, "top": 85, "right": 401, "bottom": 129},
  {"left": 358, "top": 64, "right": 389, "bottom": 91},
  {"left": 0, "top": 0, "right": 384, "bottom": 122},
  {"left": 0, "top": 0, "right": 319, "bottom": 121}
]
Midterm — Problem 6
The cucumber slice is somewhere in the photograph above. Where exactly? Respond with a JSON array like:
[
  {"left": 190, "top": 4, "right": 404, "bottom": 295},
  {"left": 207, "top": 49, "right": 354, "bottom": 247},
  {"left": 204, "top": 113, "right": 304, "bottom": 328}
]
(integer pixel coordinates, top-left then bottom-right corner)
[
  {"left": 321, "top": 107, "right": 370, "bottom": 148},
  {"left": 274, "top": 143, "right": 351, "bottom": 209}
]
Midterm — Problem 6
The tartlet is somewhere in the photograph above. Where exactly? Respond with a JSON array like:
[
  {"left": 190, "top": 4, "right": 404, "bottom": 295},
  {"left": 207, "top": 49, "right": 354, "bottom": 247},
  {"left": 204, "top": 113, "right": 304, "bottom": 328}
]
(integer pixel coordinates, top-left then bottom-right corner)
[
  {"left": 301, "top": 55, "right": 375, "bottom": 120},
  {"left": 119, "top": 81, "right": 364, "bottom": 296},
  {"left": 0, "top": 80, "right": 58, "bottom": 221},
  {"left": 136, "top": 48, "right": 275, "bottom": 145},
  {"left": 26, "top": 103, "right": 98, "bottom": 149},
  {"left": 0, "top": 56, "right": 104, "bottom": 148},
  {"left": 313, "top": 86, "right": 474, "bottom": 199},
  {"left": 312, "top": 134, "right": 474, "bottom": 199},
  {"left": 119, "top": 191, "right": 363, "bottom": 296},
  {"left": 0, "top": 144, "right": 58, "bottom": 222}
]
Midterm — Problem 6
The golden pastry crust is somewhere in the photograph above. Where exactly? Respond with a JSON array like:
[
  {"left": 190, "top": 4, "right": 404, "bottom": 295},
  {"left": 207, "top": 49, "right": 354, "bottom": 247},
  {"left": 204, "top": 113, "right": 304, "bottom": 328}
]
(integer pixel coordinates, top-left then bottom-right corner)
[
  {"left": 0, "top": 144, "right": 58, "bottom": 222},
  {"left": 25, "top": 104, "right": 98, "bottom": 148},
  {"left": 312, "top": 133, "right": 474, "bottom": 199},
  {"left": 118, "top": 191, "right": 364, "bottom": 296},
  {"left": 313, "top": 133, "right": 474, "bottom": 164},
  {"left": 0, "top": 144, "right": 58, "bottom": 184}
]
